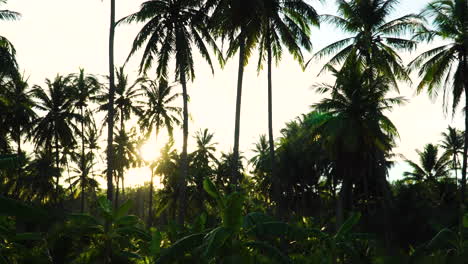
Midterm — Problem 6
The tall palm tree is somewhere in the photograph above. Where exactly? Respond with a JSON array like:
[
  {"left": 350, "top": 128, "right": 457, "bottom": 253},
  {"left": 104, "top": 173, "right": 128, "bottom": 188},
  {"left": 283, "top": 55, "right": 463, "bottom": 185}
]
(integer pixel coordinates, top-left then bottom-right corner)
[
  {"left": 138, "top": 78, "right": 181, "bottom": 226},
  {"left": 97, "top": 67, "right": 144, "bottom": 202},
  {"left": 313, "top": 0, "right": 422, "bottom": 87},
  {"left": 31, "top": 75, "right": 79, "bottom": 198},
  {"left": 190, "top": 129, "right": 218, "bottom": 211},
  {"left": 208, "top": 0, "right": 263, "bottom": 187},
  {"left": 3, "top": 76, "right": 37, "bottom": 198},
  {"left": 313, "top": 57, "right": 405, "bottom": 227},
  {"left": 404, "top": 143, "right": 452, "bottom": 183},
  {"left": 0, "top": 0, "right": 21, "bottom": 78},
  {"left": 4, "top": 76, "right": 37, "bottom": 157},
  {"left": 138, "top": 78, "right": 181, "bottom": 140},
  {"left": 106, "top": 0, "right": 117, "bottom": 208},
  {"left": 409, "top": 0, "right": 468, "bottom": 208},
  {"left": 69, "top": 68, "right": 100, "bottom": 212},
  {"left": 121, "top": 0, "right": 221, "bottom": 224},
  {"left": 440, "top": 126, "right": 464, "bottom": 186},
  {"left": 256, "top": 0, "right": 319, "bottom": 215}
]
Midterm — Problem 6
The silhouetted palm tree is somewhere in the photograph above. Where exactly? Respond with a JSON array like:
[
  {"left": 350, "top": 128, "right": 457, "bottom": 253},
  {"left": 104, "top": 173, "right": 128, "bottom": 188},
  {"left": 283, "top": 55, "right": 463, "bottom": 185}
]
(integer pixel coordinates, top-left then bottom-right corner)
[
  {"left": 69, "top": 68, "right": 100, "bottom": 212},
  {"left": 0, "top": 0, "right": 21, "bottom": 78},
  {"left": 314, "top": 0, "right": 422, "bottom": 87},
  {"left": 313, "top": 56, "right": 405, "bottom": 226},
  {"left": 31, "top": 75, "right": 79, "bottom": 198},
  {"left": 404, "top": 144, "right": 451, "bottom": 183},
  {"left": 440, "top": 126, "right": 464, "bottom": 186},
  {"left": 256, "top": 0, "right": 319, "bottom": 216},
  {"left": 122, "top": 0, "right": 221, "bottom": 224},
  {"left": 208, "top": 0, "right": 263, "bottom": 186},
  {"left": 409, "top": 0, "right": 468, "bottom": 206}
]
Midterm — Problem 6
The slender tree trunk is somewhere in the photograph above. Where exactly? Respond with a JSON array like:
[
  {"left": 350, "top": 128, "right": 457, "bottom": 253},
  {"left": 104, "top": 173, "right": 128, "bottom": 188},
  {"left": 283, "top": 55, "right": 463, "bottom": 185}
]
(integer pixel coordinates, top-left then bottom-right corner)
[
  {"left": 266, "top": 31, "right": 280, "bottom": 219},
  {"left": 55, "top": 130, "right": 60, "bottom": 203},
  {"left": 461, "top": 53, "right": 467, "bottom": 217},
  {"left": 14, "top": 125, "right": 22, "bottom": 199},
  {"left": 232, "top": 38, "right": 246, "bottom": 188},
  {"left": 148, "top": 168, "right": 155, "bottom": 227},
  {"left": 115, "top": 108, "right": 125, "bottom": 209},
  {"left": 177, "top": 64, "right": 189, "bottom": 226},
  {"left": 147, "top": 127, "right": 159, "bottom": 227},
  {"left": 80, "top": 107, "right": 85, "bottom": 213},
  {"left": 105, "top": 1, "right": 116, "bottom": 263}
]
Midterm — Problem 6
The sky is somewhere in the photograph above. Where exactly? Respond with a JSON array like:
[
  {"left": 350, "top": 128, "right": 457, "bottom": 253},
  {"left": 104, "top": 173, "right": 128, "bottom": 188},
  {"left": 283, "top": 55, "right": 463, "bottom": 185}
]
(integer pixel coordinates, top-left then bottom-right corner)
[{"left": 2, "top": 0, "right": 463, "bottom": 186}]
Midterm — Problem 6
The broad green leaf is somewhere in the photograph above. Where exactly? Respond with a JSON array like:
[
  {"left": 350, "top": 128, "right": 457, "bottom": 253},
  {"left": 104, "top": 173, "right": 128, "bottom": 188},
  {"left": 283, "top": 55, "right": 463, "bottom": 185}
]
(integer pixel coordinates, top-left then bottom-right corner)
[
  {"left": 202, "top": 226, "right": 232, "bottom": 258},
  {"left": 222, "top": 192, "right": 244, "bottom": 231},
  {"left": 114, "top": 199, "right": 133, "bottom": 219},
  {"left": 156, "top": 233, "right": 205, "bottom": 263},
  {"left": 150, "top": 231, "right": 162, "bottom": 256},
  {"left": 97, "top": 197, "right": 112, "bottom": 219},
  {"left": 0, "top": 196, "right": 48, "bottom": 222},
  {"left": 114, "top": 215, "right": 139, "bottom": 226},
  {"left": 203, "top": 179, "right": 224, "bottom": 209},
  {"left": 335, "top": 212, "right": 360, "bottom": 239},
  {"left": 245, "top": 241, "right": 291, "bottom": 264},
  {"left": 13, "top": 232, "right": 43, "bottom": 241}
]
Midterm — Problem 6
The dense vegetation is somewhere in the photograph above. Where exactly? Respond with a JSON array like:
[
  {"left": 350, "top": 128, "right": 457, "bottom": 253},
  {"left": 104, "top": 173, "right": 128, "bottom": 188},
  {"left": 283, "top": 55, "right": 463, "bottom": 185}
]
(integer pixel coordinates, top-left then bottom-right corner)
[{"left": 1, "top": 0, "right": 468, "bottom": 263}]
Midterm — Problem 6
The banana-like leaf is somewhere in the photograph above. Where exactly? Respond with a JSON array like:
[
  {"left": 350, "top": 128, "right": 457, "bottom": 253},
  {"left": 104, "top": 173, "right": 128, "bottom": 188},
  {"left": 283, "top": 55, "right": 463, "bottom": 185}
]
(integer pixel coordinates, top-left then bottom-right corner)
[
  {"left": 335, "top": 212, "right": 361, "bottom": 239},
  {"left": 115, "top": 215, "right": 139, "bottom": 226},
  {"left": 0, "top": 196, "right": 48, "bottom": 223},
  {"left": 0, "top": 154, "right": 17, "bottom": 170},
  {"left": 245, "top": 241, "right": 291, "bottom": 264},
  {"left": 115, "top": 226, "right": 151, "bottom": 241},
  {"left": 156, "top": 233, "right": 205, "bottom": 263},
  {"left": 97, "top": 197, "right": 112, "bottom": 219},
  {"left": 114, "top": 199, "right": 133, "bottom": 219},
  {"left": 203, "top": 178, "right": 224, "bottom": 209},
  {"left": 222, "top": 192, "right": 244, "bottom": 231},
  {"left": 13, "top": 232, "right": 43, "bottom": 241},
  {"left": 202, "top": 226, "right": 232, "bottom": 258},
  {"left": 150, "top": 230, "right": 162, "bottom": 256}
]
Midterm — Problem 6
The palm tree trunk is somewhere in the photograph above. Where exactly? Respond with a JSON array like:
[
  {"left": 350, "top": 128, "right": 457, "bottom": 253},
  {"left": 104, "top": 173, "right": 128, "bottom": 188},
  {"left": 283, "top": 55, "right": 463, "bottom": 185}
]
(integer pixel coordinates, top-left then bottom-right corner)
[
  {"left": 14, "top": 125, "right": 22, "bottom": 199},
  {"left": 80, "top": 107, "right": 85, "bottom": 213},
  {"left": 106, "top": 0, "right": 116, "bottom": 204},
  {"left": 461, "top": 53, "right": 468, "bottom": 227},
  {"left": 148, "top": 127, "right": 159, "bottom": 227},
  {"left": 266, "top": 31, "right": 280, "bottom": 219},
  {"left": 148, "top": 167, "right": 155, "bottom": 227},
  {"left": 116, "top": 107, "right": 125, "bottom": 208},
  {"left": 232, "top": 37, "right": 246, "bottom": 188},
  {"left": 55, "top": 130, "right": 60, "bottom": 202},
  {"left": 105, "top": 1, "right": 116, "bottom": 262},
  {"left": 177, "top": 64, "right": 189, "bottom": 226}
]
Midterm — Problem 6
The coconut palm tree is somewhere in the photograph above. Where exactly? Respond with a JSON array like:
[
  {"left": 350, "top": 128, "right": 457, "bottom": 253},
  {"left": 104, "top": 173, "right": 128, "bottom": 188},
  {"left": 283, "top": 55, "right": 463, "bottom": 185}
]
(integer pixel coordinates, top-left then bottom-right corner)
[
  {"left": 440, "top": 126, "right": 464, "bottom": 186},
  {"left": 256, "top": 0, "right": 319, "bottom": 216},
  {"left": 121, "top": 0, "right": 222, "bottom": 224},
  {"left": 106, "top": 0, "right": 117, "bottom": 208},
  {"left": 31, "top": 75, "right": 79, "bottom": 198},
  {"left": 138, "top": 78, "right": 181, "bottom": 140},
  {"left": 313, "top": 56, "right": 405, "bottom": 227},
  {"left": 189, "top": 128, "right": 218, "bottom": 210},
  {"left": 404, "top": 143, "right": 452, "bottom": 183},
  {"left": 314, "top": 0, "right": 423, "bottom": 87},
  {"left": 96, "top": 67, "right": 144, "bottom": 202},
  {"left": 207, "top": 0, "right": 263, "bottom": 187},
  {"left": 0, "top": 0, "right": 21, "bottom": 78},
  {"left": 69, "top": 68, "right": 100, "bottom": 212},
  {"left": 409, "top": 0, "right": 468, "bottom": 207}
]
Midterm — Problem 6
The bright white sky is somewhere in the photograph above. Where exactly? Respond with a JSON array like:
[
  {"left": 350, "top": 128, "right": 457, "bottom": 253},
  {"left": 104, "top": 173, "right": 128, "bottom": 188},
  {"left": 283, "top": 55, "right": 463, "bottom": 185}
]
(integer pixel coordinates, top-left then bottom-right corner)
[{"left": 3, "top": 0, "right": 464, "bottom": 186}]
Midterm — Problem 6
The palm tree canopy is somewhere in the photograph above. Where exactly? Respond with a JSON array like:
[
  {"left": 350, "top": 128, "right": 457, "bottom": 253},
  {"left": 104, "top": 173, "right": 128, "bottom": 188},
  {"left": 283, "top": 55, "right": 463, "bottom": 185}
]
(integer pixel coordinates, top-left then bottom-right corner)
[
  {"left": 120, "top": 0, "right": 222, "bottom": 79},
  {"left": 138, "top": 78, "right": 181, "bottom": 138},
  {"left": 314, "top": 0, "right": 423, "bottom": 88},
  {"left": 95, "top": 67, "right": 144, "bottom": 127},
  {"left": 440, "top": 125, "right": 464, "bottom": 157},
  {"left": 256, "top": 0, "right": 319, "bottom": 70},
  {"left": 31, "top": 75, "right": 79, "bottom": 150},
  {"left": 409, "top": 0, "right": 468, "bottom": 113},
  {"left": 404, "top": 143, "right": 452, "bottom": 182}
]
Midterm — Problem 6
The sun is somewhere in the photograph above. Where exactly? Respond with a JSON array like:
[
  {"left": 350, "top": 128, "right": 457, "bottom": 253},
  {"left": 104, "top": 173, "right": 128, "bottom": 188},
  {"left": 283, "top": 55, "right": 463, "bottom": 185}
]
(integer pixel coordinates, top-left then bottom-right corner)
[{"left": 140, "top": 139, "right": 160, "bottom": 163}]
